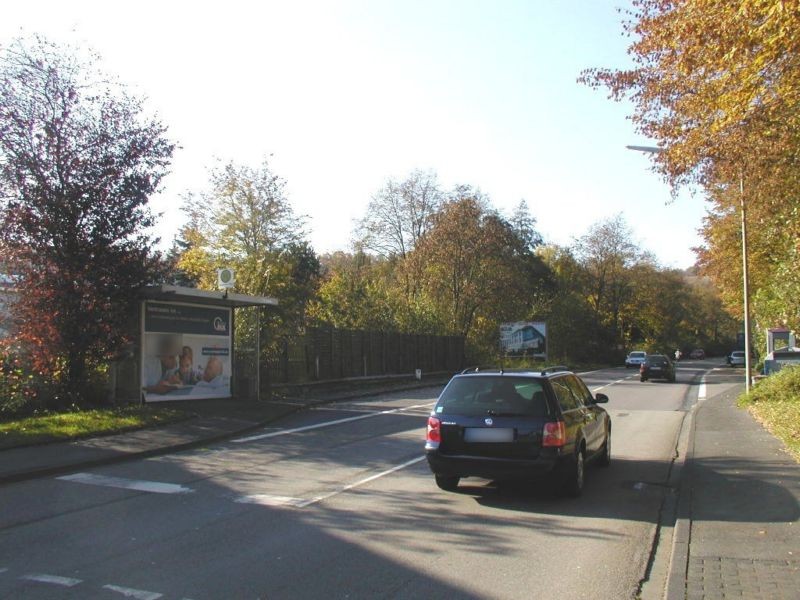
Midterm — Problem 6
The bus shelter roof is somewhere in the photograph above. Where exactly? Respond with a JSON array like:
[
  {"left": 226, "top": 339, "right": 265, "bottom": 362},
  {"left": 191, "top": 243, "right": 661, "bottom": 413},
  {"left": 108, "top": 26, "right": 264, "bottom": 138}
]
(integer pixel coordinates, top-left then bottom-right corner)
[{"left": 141, "top": 284, "right": 278, "bottom": 309}]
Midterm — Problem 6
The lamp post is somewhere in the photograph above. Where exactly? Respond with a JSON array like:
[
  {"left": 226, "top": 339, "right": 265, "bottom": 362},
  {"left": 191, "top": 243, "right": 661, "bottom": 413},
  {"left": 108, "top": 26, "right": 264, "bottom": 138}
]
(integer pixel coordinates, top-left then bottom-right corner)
[{"left": 626, "top": 145, "right": 752, "bottom": 392}]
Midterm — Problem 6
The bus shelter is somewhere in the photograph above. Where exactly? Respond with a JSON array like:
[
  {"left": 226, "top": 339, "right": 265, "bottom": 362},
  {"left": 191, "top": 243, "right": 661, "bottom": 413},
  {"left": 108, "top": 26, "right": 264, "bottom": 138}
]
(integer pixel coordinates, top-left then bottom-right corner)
[{"left": 139, "top": 285, "right": 277, "bottom": 403}]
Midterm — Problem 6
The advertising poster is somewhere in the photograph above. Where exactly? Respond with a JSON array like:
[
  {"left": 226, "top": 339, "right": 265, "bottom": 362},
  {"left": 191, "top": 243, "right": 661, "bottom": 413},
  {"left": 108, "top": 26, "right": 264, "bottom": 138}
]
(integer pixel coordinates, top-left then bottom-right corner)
[
  {"left": 499, "top": 321, "right": 547, "bottom": 359},
  {"left": 142, "top": 301, "right": 232, "bottom": 402}
]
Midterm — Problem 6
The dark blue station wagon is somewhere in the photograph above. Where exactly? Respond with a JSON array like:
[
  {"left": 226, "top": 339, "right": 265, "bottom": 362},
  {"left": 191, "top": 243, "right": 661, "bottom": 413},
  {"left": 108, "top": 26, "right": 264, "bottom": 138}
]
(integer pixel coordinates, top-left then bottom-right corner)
[{"left": 425, "top": 367, "right": 611, "bottom": 496}]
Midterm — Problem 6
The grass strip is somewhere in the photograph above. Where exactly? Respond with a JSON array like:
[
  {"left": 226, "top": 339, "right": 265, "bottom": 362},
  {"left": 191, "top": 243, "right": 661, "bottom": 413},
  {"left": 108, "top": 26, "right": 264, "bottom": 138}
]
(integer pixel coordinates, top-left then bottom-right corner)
[
  {"left": 739, "top": 366, "right": 800, "bottom": 462},
  {"left": 0, "top": 406, "right": 190, "bottom": 451}
]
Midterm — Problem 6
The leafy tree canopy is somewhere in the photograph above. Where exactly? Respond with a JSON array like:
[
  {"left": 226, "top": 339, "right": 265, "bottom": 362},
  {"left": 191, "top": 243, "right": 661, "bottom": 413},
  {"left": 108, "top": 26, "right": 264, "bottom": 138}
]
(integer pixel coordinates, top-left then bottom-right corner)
[
  {"left": 175, "top": 159, "right": 318, "bottom": 336},
  {"left": 581, "top": 0, "right": 800, "bottom": 340},
  {"left": 0, "top": 36, "right": 174, "bottom": 403}
]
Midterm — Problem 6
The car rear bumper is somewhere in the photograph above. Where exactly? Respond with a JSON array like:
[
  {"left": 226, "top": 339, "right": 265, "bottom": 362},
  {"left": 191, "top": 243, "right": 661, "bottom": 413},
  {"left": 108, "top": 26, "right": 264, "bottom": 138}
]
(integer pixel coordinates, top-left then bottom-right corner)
[
  {"left": 641, "top": 370, "right": 674, "bottom": 380},
  {"left": 425, "top": 450, "right": 561, "bottom": 480}
]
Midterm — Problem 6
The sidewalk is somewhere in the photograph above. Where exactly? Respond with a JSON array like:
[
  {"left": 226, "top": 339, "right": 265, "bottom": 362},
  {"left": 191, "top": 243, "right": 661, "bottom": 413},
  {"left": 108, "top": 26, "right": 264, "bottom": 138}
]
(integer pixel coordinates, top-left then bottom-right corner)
[
  {"left": 0, "top": 378, "right": 448, "bottom": 485},
  {"left": 670, "top": 384, "right": 800, "bottom": 599}
]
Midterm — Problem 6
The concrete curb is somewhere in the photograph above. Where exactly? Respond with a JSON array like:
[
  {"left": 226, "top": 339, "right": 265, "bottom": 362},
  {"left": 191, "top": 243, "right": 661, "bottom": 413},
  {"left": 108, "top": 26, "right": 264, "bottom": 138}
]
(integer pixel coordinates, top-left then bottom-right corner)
[
  {"left": 640, "top": 365, "right": 712, "bottom": 600},
  {"left": 664, "top": 403, "right": 697, "bottom": 600}
]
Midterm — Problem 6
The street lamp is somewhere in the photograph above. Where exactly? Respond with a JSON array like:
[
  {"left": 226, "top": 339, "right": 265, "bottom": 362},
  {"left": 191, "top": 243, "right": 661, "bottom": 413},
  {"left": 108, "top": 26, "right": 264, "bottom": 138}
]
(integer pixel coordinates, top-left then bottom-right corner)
[{"left": 626, "top": 145, "right": 752, "bottom": 392}]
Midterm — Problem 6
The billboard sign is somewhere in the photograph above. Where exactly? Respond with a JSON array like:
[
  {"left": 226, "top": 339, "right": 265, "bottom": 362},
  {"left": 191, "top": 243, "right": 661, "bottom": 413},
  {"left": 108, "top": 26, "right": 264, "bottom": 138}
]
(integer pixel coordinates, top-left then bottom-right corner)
[
  {"left": 141, "top": 301, "right": 232, "bottom": 402},
  {"left": 499, "top": 321, "right": 547, "bottom": 359}
]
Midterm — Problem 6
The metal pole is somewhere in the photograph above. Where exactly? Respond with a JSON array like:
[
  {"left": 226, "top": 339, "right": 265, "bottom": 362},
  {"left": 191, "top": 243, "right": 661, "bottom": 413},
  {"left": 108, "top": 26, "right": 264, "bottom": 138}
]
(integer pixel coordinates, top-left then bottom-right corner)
[
  {"left": 740, "top": 174, "right": 752, "bottom": 393},
  {"left": 256, "top": 306, "right": 261, "bottom": 402},
  {"left": 627, "top": 144, "right": 752, "bottom": 389}
]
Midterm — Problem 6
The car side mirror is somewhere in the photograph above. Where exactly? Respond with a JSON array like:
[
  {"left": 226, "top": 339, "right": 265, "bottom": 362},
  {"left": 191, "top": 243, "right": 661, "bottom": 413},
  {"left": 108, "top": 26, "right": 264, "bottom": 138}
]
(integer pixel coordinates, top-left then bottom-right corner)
[{"left": 594, "top": 393, "right": 609, "bottom": 404}]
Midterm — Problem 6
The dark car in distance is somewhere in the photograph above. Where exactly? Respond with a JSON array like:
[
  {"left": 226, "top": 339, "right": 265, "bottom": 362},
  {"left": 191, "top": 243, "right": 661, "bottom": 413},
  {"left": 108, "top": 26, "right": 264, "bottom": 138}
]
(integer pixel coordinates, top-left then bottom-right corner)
[
  {"left": 425, "top": 367, "right": 611, "bottom": 497},
  {"left": 640, "top": 354, "right": 676, "bottom": 382}
]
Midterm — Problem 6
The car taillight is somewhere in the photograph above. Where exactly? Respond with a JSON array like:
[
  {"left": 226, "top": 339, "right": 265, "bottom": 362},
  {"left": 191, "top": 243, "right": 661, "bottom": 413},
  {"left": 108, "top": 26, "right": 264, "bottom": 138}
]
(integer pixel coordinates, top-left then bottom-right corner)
[
  {"left": 542, "top": 421, "right": 566, "bottom": 447},
  {"left": 426, "top": 416, "right": 441, "bottom": 444}
]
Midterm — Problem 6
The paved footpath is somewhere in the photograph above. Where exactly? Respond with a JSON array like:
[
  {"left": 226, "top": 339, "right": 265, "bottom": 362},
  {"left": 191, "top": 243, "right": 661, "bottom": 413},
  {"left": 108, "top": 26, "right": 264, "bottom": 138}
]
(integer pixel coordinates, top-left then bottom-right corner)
[{"left": 680, "top": 385, "right": 800, "bottom": 599}]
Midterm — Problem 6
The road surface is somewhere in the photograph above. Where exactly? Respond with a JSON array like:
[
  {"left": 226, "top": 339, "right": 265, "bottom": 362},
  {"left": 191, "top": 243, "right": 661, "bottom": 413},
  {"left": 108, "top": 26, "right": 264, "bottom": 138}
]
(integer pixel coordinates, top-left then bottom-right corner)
[{"left": 0, "top": 360, "right": 742, "bottom": 599}]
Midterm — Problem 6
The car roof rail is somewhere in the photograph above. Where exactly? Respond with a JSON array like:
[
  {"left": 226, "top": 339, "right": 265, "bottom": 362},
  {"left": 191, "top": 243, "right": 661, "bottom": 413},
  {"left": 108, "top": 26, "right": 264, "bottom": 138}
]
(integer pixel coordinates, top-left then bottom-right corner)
[
  {"left": 459, "top": 366, "right": 505, "bottom": 375},
  {"left": 540, "top": 365, "right": 569, "bottom": 375}
]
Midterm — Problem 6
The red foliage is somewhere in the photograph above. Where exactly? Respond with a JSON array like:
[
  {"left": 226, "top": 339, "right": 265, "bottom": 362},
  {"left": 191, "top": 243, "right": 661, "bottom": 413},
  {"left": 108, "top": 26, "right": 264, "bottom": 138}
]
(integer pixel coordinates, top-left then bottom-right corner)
[{"left": 0, "top": 37, "right": 174, "bottom": 401}]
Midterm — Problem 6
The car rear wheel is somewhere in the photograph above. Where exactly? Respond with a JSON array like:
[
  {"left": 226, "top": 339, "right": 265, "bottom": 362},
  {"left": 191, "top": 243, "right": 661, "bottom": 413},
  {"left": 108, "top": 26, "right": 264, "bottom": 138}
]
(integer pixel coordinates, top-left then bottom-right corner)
[
  {"left": 435, "top": 475, "right": 460, "bottom": 491},
  {"left": 562, "top": 450, "right": 584, "bottom": 497}
]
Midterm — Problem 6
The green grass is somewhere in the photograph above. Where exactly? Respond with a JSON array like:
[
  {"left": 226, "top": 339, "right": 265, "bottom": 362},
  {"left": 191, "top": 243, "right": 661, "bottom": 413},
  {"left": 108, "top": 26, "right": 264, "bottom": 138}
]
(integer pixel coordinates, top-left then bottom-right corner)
[
  {"left": 739, "top": 366, "right": 800, "bottom": 462},
  {"left": 0, "top": 406, "right": 190, "bottom": 450}
]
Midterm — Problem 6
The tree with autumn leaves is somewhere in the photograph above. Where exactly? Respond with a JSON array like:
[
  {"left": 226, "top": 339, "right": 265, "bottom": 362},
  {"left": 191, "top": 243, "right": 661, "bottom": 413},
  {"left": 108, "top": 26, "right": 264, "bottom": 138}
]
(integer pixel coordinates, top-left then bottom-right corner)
[
  {"left": 0, "top": 37, "right": 174, "bottom": 405},
  {"left": 308, "top": 176, "right": 556, "bottom": 360},
  {"left": 312, "top": 178, "right": 736, "bottom": 364},
  {"left": 581, "top": 0, "right": 800, "bottom": 349},
  {"left": 0, "top": 20, "right": 754, "bottom": 412},
  {"left": 173, "top": 160, "right": 320, "bottom": 352}
]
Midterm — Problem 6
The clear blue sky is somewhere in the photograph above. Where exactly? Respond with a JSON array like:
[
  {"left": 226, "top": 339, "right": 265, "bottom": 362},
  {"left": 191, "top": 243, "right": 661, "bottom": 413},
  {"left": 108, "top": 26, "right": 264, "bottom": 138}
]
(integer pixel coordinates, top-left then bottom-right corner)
[{"left": 2, "top": 0, "right": 707, "bottom": 268}]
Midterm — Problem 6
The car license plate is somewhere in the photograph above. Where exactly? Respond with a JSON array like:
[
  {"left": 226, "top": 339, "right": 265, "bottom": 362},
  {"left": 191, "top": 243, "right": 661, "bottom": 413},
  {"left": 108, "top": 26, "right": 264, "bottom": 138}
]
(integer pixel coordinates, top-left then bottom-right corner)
[
  {"left": 464, "top": 428, "right": 514, "bottom": 443},
  {"left": 651, "top": 367, "right": 661, "bottom": 371}
]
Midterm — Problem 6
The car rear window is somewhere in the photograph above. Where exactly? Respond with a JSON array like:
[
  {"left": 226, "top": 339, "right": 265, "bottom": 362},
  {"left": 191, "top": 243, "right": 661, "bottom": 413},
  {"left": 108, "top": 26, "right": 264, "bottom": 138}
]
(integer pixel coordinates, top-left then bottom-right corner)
[
  {"left": 646, "top": 356, "right": 669, "bottom": 365},
  {"left": 435, "top": 376, "right": 550, "bottom": 417},
  {"left": 630, "top": 352, "right": 646, "bottom": 358}
]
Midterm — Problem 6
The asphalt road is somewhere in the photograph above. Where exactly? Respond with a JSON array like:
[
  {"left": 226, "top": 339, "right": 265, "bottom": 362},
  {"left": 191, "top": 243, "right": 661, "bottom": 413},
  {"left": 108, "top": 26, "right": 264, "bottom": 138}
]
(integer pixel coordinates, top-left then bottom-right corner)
[{"left": 0, "top": 360, "right": 736, "bottom": 599}]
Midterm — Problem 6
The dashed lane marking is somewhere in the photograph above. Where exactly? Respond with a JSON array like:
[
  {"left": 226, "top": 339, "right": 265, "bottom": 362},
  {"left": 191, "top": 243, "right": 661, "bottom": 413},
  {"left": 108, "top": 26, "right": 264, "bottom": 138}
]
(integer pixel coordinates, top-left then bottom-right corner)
[
  {"left": 296, "top": 456, "right": 427, "bottom": 508},
  {"left": 102, "top": 584, "right": 163, "bottom": 599},
  {"left": 268, "top": 400, "right": 309, "bottom": 406},
  {"left": 57, "top": 473, "right": 194, "bottom": 494},
  {"left": 309, "top": 405, "right": 430, "bottom": 414},
  {"left": 235, "top": 494, "right": 306, "bottom": 507},
  {"left": 233, "top": 402, "right": 435, "bottom": 443},
  {"left": 21, "top": 573, "right": 82, "bottom": 587},
  {"left": 239, "top": 372, "right": 636, "bottom": 445},
  {"left": 591, "top": 374, "right": 636, "bottom": 392}
]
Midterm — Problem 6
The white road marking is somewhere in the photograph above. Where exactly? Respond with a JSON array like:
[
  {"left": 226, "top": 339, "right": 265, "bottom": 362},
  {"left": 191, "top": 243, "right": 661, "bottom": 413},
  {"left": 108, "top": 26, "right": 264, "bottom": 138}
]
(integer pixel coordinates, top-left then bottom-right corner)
[
  {"left": 235, "top": 494, "right": 306, "bottom": 507},
  {"left": 592, "top": 375, "right": 633, "bottom": 392},
  {"left": 0, "top": 568, "right": 8, "bottom": 574},
  {"left": 269, "top": 400, "right": 308, "bottom": 406},
  {"left": 233, "top": 403, "right": 435, "bottom": 443},
  {"left": 297, "top": 456, "right": 427, "bottom": 508},
  {"left": 57, "top": 473, "right": 193, "bottom": 494},
  {"left": 698, "top": 371, "right": 711, "bottom": 401},
  {"left": 21, "top": 573, "right": 82, "bottom": 587},
  {"left": 310, "top": 406, "right": 392, "bottom": 414},
  {"left": 103, "top": 584, "right": 163, "bottom": 599}
]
